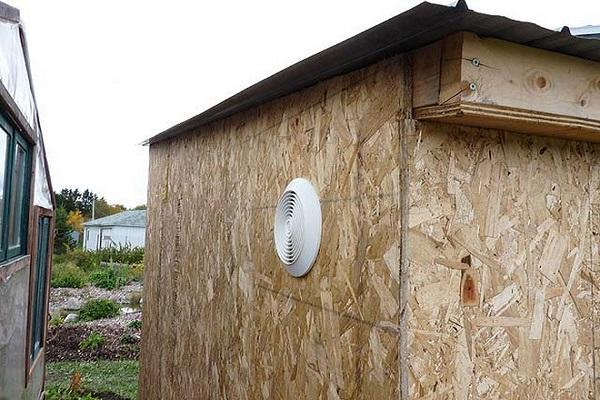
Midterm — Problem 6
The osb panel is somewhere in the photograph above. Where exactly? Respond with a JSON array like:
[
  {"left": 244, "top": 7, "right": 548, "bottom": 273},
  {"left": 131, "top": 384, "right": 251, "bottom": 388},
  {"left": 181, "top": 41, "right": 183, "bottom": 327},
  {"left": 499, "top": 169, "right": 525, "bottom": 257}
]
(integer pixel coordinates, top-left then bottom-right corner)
[
  {"left": 406, "top": 121, "right": 600, "bottom": 399},
  {"left": 140, "top": 56, "right": 407, "bottom": 399}
]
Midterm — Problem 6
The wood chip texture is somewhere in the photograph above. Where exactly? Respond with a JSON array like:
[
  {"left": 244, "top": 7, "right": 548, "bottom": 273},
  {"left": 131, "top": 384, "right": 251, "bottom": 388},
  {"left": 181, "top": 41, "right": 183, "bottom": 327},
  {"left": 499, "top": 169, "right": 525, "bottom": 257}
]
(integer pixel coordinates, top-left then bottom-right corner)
[
  {"left": 140, "top": 54, "right": 600, "bottom": 399},
  {"left": 407, "top": 122, "right": 599, "bottom": 399},
  {"left": 141, "top": 57, "right": 406, "bottom": 399}
]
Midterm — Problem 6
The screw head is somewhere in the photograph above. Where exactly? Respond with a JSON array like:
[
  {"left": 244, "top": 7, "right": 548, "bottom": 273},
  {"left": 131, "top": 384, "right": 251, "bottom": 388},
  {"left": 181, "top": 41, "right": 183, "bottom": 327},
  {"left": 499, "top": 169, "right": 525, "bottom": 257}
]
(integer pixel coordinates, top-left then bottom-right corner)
[
  {"left": 471, "top": 58, "right": 480, "bottom": 67},
  {"left": 469, "top": 82, "right": 477, "bottom": 91}
]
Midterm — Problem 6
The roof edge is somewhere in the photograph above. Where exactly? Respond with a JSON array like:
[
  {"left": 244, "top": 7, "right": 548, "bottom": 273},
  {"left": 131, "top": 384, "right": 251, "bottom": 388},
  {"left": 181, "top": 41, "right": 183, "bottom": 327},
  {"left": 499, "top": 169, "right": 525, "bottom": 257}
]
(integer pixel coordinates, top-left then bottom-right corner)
[
  {"left": 146, "top": 1, "right": 600, "bottom": 145},
  {"left": 0, "top": 1, "right": 19, "bottom": 23}
]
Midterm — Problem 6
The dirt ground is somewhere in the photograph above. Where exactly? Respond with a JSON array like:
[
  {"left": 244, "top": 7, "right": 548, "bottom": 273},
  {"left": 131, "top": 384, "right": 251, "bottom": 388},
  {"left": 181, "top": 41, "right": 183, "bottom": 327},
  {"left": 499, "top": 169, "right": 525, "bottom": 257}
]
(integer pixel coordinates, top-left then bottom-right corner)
[{"left": 46, "top": 314, "right": 141, "bottom": 362}]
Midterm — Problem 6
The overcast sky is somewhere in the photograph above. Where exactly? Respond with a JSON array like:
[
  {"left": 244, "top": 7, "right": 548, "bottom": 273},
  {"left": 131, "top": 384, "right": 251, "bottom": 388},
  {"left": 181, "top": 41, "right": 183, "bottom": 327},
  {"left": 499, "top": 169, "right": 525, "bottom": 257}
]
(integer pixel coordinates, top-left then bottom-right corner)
[{"left": 7, "top": 0, "right": 598, "bottom": 208}]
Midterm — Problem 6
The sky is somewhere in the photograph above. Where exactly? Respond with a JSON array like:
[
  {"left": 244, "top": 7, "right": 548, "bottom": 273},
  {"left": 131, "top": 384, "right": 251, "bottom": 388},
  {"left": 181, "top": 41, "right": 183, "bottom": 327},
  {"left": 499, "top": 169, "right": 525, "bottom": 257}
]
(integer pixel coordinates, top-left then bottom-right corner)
[{"left": 6, "top": 0, "right": 599, "bottom": 208}]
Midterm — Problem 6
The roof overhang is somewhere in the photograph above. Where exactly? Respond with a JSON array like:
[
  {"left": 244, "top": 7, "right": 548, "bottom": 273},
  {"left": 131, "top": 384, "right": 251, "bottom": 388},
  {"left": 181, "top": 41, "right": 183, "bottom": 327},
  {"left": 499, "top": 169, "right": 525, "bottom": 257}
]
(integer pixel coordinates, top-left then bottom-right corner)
[
  {"left": 146, "top": 1, "right": 600, "bottom": 145},
  {"left": 0, "top": 1, "right": 19, "bottom": 23}
]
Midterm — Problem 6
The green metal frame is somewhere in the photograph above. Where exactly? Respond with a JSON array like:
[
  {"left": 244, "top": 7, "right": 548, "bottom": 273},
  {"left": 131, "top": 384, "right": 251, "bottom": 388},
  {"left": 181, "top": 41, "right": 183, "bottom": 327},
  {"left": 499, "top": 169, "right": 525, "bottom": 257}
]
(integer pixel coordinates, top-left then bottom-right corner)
[
  {"left": 31, "top": 216, "right": 50, "bottom": 360},
  {"left": 0, "top": 110, "right": 32, "bottom": 263}
]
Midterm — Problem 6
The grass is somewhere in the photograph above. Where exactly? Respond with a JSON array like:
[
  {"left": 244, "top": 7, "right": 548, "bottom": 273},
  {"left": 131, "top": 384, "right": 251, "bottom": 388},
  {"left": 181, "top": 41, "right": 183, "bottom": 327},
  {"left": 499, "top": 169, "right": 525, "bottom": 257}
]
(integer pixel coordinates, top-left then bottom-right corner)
[{"left": 46, "top": 360, "right": 139, "bottom": 400}]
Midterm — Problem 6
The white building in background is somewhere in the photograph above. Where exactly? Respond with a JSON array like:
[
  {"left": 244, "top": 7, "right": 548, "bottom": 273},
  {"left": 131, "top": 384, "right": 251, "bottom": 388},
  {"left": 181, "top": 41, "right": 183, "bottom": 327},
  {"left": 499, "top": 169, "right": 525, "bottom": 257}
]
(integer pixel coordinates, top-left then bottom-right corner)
[{"left": 83, "top": 210, "right": 146, "bottom": 250}]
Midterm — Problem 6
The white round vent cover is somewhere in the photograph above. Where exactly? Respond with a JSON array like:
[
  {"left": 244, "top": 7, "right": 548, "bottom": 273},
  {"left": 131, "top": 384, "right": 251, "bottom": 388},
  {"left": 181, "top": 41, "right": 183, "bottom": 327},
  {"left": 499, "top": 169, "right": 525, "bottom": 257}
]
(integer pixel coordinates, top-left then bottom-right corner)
[{"left": 274, "top": 178, "right": 322, "bottom": 277}]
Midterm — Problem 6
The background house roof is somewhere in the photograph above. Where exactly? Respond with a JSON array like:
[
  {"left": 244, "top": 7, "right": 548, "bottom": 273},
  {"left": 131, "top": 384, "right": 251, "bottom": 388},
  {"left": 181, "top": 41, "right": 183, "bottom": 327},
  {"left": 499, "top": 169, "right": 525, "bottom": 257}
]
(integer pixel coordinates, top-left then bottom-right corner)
[
  {"left": 146, "top": 0, "right": 600, "bottom": 145},
  {"left": 84, "top": 210, "right": 146, "bottom": 228},
  {"left": 571, "top": 25, "right": 600, "bottom": 39}
]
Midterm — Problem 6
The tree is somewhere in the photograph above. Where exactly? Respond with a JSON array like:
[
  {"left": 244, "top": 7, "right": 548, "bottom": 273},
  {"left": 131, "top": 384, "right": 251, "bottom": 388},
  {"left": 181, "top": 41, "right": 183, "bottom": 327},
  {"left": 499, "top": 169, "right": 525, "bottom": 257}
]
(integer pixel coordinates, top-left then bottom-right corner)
[
  {"left": 67, "top": 210, "right": 84, "bottom": 233},
  {"left": 94, "top": 197, "right": 126, "bottom": 219},
  {"left": 55, "top": 188, "right": 81, "bottom": 213},
  {"left": 54, "top": 188, "right": 126, "bottom": 220},
  {"left": 132, "top": 204, "right": 146, "bottom": 210},
  {"left": 79, "top": 189, "right": 96, "bottom": 219},
  {"left": 55, "top": 188, "right": 97, "bottom": 218},
  {"left": 54, "top": 207, "right": 75, "bottom": 254}
]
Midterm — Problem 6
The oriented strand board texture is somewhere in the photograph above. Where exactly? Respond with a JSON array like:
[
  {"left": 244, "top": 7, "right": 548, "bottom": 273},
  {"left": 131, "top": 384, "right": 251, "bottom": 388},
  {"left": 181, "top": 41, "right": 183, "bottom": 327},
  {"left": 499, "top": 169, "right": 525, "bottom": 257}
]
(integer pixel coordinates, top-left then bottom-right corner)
[
  {"left": 407, "top": 122, "right": 600, "bottom": 399},
  {"left": 140, "top": 56, "right": 406, "bottom": 399}
]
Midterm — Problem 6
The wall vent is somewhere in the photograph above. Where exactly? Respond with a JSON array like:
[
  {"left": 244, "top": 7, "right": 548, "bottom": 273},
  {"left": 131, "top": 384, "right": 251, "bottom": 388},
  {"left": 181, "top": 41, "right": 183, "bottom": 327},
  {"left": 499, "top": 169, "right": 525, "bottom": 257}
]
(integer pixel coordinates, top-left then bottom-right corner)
[{"left": 274, "top": 178, "right": 322, "bottom": 277}]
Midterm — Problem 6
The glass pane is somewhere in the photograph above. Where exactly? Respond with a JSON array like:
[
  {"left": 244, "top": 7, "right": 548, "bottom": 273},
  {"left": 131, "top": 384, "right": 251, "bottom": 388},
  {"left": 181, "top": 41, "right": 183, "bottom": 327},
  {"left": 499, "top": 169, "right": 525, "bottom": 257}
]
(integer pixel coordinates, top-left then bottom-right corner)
[
  {"left": 8, "top": 143, "right": 26, "bottom": 250},
  {"left": 0, "top": 128, "right": 7, "bottom": 250},
  {"left": 31, "top": 217, "right": 50, "bottom": 359}
]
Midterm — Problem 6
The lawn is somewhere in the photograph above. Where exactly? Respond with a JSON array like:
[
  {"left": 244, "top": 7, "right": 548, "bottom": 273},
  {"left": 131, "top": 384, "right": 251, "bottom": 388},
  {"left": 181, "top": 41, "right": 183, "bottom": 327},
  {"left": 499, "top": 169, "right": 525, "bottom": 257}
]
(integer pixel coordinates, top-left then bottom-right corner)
[{"left": 46, "top": 360, "right": 139, "bottom": 399}]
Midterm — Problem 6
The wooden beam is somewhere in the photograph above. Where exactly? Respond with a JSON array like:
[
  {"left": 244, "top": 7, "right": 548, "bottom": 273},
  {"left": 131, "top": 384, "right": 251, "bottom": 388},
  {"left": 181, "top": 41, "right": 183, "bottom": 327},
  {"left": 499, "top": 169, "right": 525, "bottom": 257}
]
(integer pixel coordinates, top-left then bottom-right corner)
[
  {"left": 412, "top": 31, "right": 600, "bottom": 142},
  {"left": 415, "top": 102, "right": 600, "bottom": 142},
  {"left": 0, "top": 80, "right": 37, "bottom": 145}
]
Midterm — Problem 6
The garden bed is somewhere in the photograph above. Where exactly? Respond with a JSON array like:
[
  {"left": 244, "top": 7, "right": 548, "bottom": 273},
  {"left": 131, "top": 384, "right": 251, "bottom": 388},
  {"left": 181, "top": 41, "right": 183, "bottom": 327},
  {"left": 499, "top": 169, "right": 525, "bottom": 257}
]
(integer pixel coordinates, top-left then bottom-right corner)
[{"left": 46, "top": 316, "right": 141, "bottom": 362}]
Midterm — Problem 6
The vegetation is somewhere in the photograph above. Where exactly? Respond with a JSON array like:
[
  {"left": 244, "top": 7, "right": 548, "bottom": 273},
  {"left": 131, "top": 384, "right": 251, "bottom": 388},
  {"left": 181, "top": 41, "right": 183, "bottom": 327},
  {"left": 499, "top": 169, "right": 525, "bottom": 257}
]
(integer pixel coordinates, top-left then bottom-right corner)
[
  {"left": 79, "top": 332, "right": 105, "bottom": 351},
  {"left": 50, "top": 313, "right": 65, "bottom": 327},
  {"left": 128, "top": 263, "right": 144, "bottom": 283},
  {"left": 89, "top": 267, "right": 129, "bottom": 290},
  {"left": 96, "top": 245, "right": 144, "bottom": 266},
  {"left": 51, "top": 246, "right": 144, "bottom": 289},
  {"left": 120, "top": 333, "right": 137, "bottom": 345},
  {"left": 127, "top": 320, "right": 141, "bottom": 330},
  {"left": 54, "top": 188, "right": 131, "bottom": 252},
  {"left": 78, "top": 299, "right": 120, "bottom": 322},
  {"left": 67, "top": 210, "right": 85, "bottom": 234},
  {"left": 55, "top": 189, "right": 97, "bottom": 219},
  {"left": 55, "top": 207, "right": 76, "bottom": 254},
  {"left": 128, "top": 291, "right": 143, "bottom": 306},
  {"left": 46, "top": 360, "right": 139, "bottom": 400},
  {"left": 51, "top": 263, "right": 88, "bottom": 288},
  {"left": 45, "top": 386, "right": 100, "bottom": 400}
]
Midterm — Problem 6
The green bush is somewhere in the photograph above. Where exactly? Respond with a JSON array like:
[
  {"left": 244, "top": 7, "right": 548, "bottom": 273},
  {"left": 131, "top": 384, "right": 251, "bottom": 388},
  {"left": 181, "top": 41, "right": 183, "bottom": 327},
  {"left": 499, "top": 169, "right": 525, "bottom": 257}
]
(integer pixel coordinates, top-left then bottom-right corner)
[
  {"left": 97, "top": 245, "right": 144, "bottom": 265},
  {"left": 89, "top": 266, "right": 130, "bottom": 290},
  {"left": 128, "top": 320, "right": 142, "bottom": 330},
  {"left": 120, "top": 333, "right": 137, "bottom": 345},
  {"left": 54, "top": 248, "right": 101, "bottom": 272},
  {"left": 49, "top": 313, "right": 64, "bottom": 327},
  {"left": 51, "top": 263, "right": 88, "bottom": 288},
  {"left": 79, "top": 332, "right": 105, "bottom": 351},
  {"left": 78, "top": 299, "right": 120, "bottom": 321},
  {"left": 70, "top": 248, "right": 101, "bottom": 272},
  {"left": 128, "top": 263, "right": 144, "bottom": 282}
]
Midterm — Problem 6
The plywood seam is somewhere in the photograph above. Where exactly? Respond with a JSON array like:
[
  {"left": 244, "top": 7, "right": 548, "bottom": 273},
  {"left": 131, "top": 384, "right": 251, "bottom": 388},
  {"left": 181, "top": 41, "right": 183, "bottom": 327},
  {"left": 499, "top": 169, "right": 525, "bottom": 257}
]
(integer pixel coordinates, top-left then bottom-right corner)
[
  {"left": 398, "top": 53, "right": 413, "bottom": 400},
  {"left": 590, "top": 159, "right": 597, "bottom": 400}
]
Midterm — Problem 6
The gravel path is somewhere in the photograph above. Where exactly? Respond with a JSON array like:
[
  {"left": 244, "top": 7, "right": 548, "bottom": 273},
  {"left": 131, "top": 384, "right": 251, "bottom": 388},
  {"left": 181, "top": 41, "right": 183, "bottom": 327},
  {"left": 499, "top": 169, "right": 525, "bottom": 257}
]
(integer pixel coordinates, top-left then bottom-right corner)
[
  {"left": 49, "top": 282, "right": 143, "bottom": 314},
  {"left": 47, "top": 283, "right": 143, "bottom": 362}
]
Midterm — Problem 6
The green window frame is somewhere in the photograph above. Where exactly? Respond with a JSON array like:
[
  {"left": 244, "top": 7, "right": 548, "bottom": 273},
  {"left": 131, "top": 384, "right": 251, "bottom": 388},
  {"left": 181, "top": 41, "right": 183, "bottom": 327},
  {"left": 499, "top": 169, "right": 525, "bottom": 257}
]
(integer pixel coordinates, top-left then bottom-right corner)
[
  {"left": 31, "top": 216, "right": 51, "bottom": 360},
  {"left": 0, "top": 111, "right": 31, "bottom": 263}
]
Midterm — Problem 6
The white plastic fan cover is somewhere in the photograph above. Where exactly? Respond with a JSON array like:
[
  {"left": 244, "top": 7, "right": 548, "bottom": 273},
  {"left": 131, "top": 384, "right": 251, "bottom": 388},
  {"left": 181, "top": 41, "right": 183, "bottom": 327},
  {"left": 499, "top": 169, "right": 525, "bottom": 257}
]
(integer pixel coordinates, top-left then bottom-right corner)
[{"left": 274, "top": 178, "right": 322, "bottom": 277}]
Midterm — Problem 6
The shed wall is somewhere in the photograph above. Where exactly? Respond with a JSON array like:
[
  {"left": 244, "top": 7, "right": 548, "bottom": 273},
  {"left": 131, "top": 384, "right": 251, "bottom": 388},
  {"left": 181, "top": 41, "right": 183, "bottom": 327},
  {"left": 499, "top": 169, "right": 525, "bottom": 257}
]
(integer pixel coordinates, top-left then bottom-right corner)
[
  {"left": 84, "top": 226, "right": 145, "bottom": 250},
  {"left": 110, "top": 226, "right": 145, "bottom": 248},
  {"left": 141, "top": 52, "right": 600, "bottom": 399},
  {"left": 0, "top": 262, "right": 45, "bottom": 400},
  {"left": 406, "top": 122, "right": 600, "bottom": 399},
  {"left": 141, "top": 56, "right": 407, "bottom": 399}
]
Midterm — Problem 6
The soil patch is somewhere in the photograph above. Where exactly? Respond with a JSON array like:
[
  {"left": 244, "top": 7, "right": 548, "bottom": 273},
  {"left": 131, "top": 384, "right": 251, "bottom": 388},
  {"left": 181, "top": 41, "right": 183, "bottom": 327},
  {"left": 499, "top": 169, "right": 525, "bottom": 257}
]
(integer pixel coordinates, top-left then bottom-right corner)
[
  {"left": 90, "top": 391, "right": 130, "bottom": 400},
  {"left": 47, "top": 323, "right": 140, "bottom": 362}
]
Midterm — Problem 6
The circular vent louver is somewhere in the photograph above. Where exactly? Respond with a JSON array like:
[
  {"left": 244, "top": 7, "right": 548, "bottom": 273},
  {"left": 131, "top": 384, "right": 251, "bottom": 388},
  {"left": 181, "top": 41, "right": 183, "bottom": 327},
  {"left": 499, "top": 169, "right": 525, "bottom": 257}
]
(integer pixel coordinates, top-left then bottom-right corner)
[{"left": 274, "top": 178, "right": 322, "bottom": 277}]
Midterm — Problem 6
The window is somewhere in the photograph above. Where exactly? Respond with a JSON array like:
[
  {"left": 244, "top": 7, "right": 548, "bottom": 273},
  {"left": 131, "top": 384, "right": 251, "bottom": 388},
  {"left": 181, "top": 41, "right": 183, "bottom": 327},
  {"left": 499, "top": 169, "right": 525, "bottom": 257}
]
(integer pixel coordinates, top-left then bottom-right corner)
[
  {"left": 0, "top": 111, "right": 31, "bottom": 263},
  {"left": 30, "top": 216, "right": 50, "bottom": 360}
]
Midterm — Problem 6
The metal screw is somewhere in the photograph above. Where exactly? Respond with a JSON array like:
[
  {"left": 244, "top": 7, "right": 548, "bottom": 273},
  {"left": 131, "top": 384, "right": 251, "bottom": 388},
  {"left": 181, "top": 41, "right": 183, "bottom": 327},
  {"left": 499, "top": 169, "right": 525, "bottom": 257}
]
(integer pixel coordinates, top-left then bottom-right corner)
[
  {"left": 469, "top": 82, "right": 477, "bottom": 91},
  {"left": 471, "top": 58, "right": 480, "bottom": 67}
]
